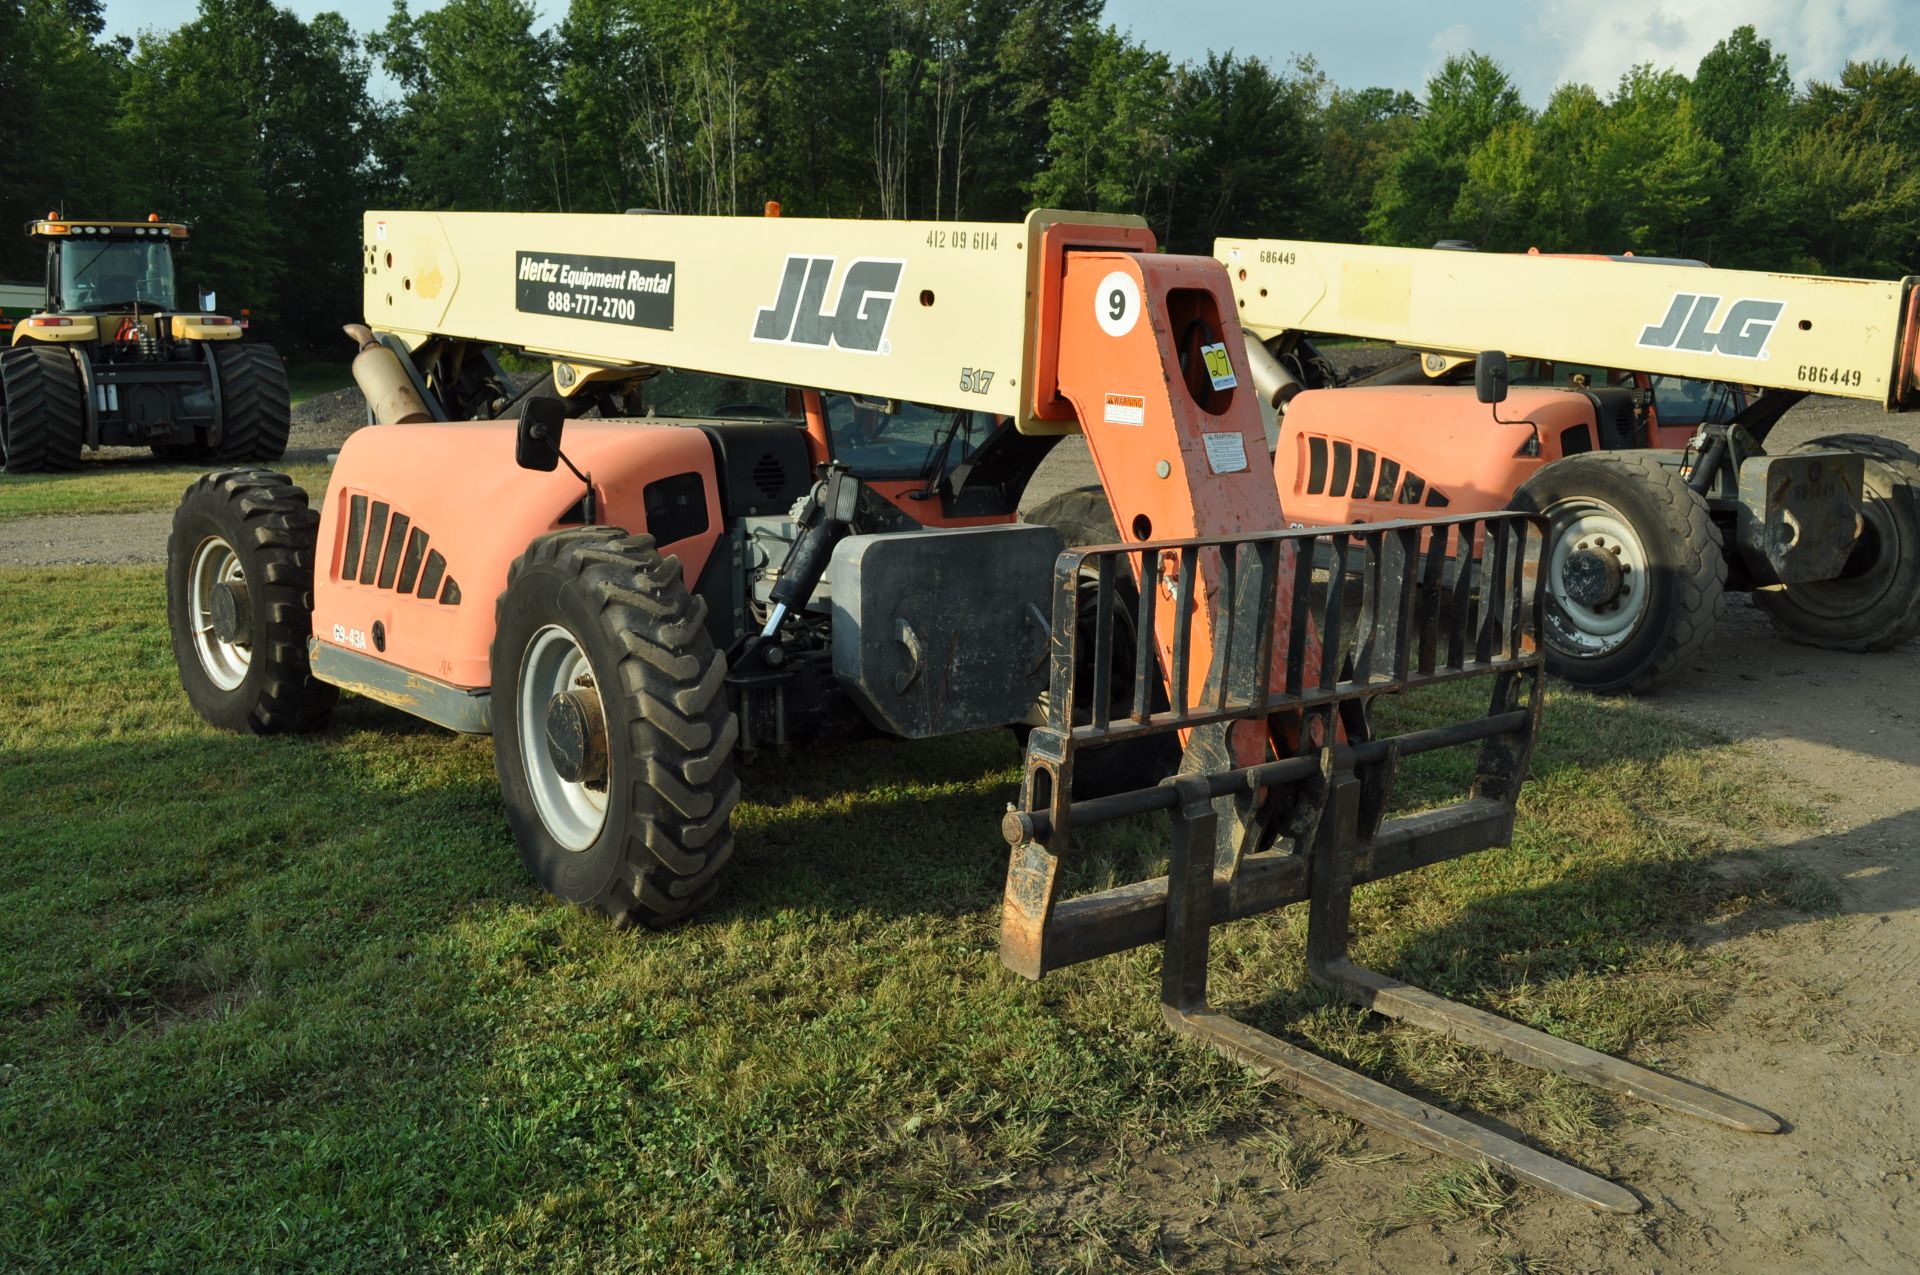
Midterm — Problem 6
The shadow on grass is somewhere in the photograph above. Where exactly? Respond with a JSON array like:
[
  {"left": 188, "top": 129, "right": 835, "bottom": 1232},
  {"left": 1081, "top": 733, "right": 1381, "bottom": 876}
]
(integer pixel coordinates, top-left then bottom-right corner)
[{"left": 0, "top": 670, "right": 1881, "bottom": 1269}]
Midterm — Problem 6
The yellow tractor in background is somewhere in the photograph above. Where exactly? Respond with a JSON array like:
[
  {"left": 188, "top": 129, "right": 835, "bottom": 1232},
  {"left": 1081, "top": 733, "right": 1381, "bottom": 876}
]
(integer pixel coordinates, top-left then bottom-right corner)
[{"left": 0, "top": 213, "right": 290, "bottom": 473}]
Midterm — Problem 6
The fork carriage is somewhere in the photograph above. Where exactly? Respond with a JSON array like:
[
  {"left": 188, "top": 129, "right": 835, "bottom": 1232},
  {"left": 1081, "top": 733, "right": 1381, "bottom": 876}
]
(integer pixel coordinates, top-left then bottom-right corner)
[{"left": 1000, "top": 511, "right": 1781, "bottom": 1212}]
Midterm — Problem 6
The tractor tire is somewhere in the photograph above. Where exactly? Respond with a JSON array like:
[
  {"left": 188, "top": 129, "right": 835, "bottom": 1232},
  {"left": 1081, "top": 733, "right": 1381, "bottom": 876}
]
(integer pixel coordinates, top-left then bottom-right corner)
[
  {"left": 491, "top": 528, "right": 741, "bottom": 927},
  {"left": 1511, "top": 452, "right": 1726, "bottom": 694},
  {"left": 1023, "top": 484, "right": 1118, "bottom": 545},
  {"left": 1755, "top": 433, "right": 1920, "bottom": 651},
  {"left": 1020, "top": 485, "right": 1179, "bottom": 797},
  {"left": 0, "top": 345, "right": 84, "bottom": 473},
  {"left": 212, "top": 344, "right": 292, "bottom": 463},
  {"left": 166, "top": 469, "right": 337, "bottom": 733}
]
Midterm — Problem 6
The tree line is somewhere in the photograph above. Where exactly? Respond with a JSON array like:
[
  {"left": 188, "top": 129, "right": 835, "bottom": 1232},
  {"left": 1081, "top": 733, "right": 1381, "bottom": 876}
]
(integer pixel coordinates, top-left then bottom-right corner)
[{"left": 3, "top": 0, "right": 1916, "bottom": 353}]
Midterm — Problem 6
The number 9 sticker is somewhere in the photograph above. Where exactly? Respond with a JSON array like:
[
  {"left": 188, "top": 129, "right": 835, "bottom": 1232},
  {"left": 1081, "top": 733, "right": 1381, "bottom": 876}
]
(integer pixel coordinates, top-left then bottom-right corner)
[{"left": 1095, "top": 270, "right": 1140, "bottom": 337}]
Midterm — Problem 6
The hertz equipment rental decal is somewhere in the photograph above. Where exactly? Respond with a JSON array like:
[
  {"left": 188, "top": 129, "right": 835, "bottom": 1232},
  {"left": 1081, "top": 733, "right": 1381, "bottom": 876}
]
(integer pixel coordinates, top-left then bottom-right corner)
[{"left": 516, "top": 252, "right": 675, "bottom": 330}]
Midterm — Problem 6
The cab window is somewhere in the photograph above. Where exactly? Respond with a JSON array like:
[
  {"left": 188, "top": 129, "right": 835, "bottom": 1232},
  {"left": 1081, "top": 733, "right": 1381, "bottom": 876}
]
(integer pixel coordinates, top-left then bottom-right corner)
[
  {"left": 819, "top": 393, "right": 999, "bottom": 481},
  {"left": 1646, "top": 375, "right": 1741, "bottom": 428},
  {"left": 1507, "top": 359, "right": 1615, "bottom": 390},
  {"left": 58, "top": 239, "right": 175, "bottom": 310},
  {"left": 638, "top": 370, "right": 797, "bottom": 420}
]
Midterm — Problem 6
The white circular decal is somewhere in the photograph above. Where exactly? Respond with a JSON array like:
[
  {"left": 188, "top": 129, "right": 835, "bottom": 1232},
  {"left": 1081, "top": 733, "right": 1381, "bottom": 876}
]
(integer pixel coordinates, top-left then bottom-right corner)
[{"left": 1095, "top": 270, "right": 1140, "bottom": 337}]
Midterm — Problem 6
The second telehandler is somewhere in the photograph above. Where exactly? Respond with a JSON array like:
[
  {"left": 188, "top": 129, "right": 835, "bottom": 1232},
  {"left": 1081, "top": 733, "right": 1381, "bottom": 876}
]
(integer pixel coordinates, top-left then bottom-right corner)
[{"left": 1215, "top": 237, "right": 1920, "bottom": 692}]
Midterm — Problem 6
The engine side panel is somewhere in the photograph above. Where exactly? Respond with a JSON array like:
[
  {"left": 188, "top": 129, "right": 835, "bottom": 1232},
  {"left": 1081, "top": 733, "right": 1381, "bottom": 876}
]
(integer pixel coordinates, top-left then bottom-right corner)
[
  {"left": 1275, "top": 386, "right": 1594, "bottom": 525},
  {"left": 311, "top": 419, "right": 722, "bottom": 691}
]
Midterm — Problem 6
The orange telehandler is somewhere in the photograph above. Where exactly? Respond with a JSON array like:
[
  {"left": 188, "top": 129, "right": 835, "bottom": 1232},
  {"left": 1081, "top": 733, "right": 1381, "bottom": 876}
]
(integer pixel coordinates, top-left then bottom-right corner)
[
  {"left": 1212, "top": 238, "right": 1920, "bottom": 692},
  {"left": 163, "top": 208, "right": 1778, "bottom": 1208}
]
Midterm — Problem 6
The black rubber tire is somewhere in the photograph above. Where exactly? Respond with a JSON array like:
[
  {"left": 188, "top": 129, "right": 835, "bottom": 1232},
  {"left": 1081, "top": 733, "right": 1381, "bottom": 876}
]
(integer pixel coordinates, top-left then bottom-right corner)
[
  {"left": 1511, "top": 452, "right": 1726, "bottom": 694},
  {"left": 1023, "top": 485, "right": 1117, "bottom": 545},
  {"left": 212, "top": 344, "right": 292, "bottom": 463},
  {"left": 1020, "top": 486, "right": 1179, "bottom": 796},
  {"left": 0, "top": 345, "right": 84, "bottom": 473},
  {"left": 1755, "top": 433, "right": 1920, "bottom": 651},
  {"left": 166, "top": 469, "right": 338, "bottom": 733},
  {"left": 491, "top": 529, "right": 741, "bottom": 927}
]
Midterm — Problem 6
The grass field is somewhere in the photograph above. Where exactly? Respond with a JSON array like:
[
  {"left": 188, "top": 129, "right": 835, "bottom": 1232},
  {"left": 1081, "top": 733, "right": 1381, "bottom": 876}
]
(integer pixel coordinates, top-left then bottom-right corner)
[
  {"left": 0, "top": 460, "right": 334, "bottom": 522},
  {"left": 0, "top": 356, "right": 347, "bottom": 524},
  {"left": 0, "top": 566, "right": 1821, "bottom": 1270}
]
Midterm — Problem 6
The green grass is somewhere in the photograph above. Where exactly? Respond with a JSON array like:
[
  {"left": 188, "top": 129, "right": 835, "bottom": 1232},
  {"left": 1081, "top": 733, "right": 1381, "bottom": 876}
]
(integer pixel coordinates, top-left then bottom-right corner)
[
  {"left": 0, "top": 460, "right": 334, "bottom": 522},
  {"left": 0, "top": 567, "right": 1821, "bottom": 1270}
]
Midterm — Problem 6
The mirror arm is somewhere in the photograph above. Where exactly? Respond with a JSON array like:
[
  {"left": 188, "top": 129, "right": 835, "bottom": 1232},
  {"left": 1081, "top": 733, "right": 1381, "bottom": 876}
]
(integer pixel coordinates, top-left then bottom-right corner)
[
  {"left": 562, "top": 455, "right": 595, "bottom": 523},
  {"left": 538, "top": 425, "right": 595, "bottom": 522}
]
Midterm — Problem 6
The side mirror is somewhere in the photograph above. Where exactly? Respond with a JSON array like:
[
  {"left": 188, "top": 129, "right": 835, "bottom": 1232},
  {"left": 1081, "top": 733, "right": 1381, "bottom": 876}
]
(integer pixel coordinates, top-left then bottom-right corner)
[
  {"left": 1474, "top": 350, "right": 1510, "bottom": 405},
  {"left": 516, "top": 396, "right": 566, "bottom": 471},
  {"left": 197, "top": 288, "right": 216, "bottom": 311}
]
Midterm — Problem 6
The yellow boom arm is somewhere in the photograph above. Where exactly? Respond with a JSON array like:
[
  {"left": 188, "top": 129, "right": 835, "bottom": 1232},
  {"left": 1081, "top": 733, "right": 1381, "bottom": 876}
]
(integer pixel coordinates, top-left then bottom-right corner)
[
  {"left": 1217, "top": 237, "right": 1920, "bottom": 410},
  {"left": 365, "top": 208, "right": 1148, "bottom": 435}
]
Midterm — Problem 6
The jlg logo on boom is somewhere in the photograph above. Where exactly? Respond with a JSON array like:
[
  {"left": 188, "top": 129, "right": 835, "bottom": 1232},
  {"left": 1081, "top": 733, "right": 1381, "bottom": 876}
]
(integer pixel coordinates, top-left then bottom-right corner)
[
  {"left": 752, "top": 255, "right": 906, "bottom": 354},
  {"left": 1637, "top": 293, "right": 1786, "bottom": 359}
]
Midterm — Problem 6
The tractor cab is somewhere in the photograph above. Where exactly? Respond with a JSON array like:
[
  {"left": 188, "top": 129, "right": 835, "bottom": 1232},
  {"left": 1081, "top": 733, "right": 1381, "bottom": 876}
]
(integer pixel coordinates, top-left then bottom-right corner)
[
  {"left": 14, "top": 214, "right": 233, "bottom": 353},
  {"left": 28, "top": 215, "right": 186, "bottom": 306},
  {"left": 44, "top": 218, "right": 181, "bottom": 312}
]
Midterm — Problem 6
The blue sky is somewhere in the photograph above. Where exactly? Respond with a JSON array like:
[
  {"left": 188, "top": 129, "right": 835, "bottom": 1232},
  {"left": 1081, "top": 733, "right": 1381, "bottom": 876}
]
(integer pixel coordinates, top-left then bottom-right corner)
[{"left": 101, "top": 0, "right": 1919, "bottom": 105}]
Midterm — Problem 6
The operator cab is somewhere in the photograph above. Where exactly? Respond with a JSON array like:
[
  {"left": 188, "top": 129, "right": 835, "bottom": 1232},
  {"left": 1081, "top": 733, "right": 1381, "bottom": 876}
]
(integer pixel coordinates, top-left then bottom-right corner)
[
  {"left": 1493, "top": 356, "right": 1747, "bottom": 450},
  {"left": 540, "top": 361, "right": 1051, "bottom": 528},
  {"left": 24, "top": 215, "right": 191, "bottom": 317}
]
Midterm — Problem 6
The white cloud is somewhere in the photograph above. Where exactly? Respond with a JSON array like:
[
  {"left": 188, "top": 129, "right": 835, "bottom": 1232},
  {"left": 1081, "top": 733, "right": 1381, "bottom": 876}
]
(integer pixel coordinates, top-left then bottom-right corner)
[
  {"left": 1423, "top": 22, "right": 1480, "bottom": 86},
  {"left": 1430, "top": 21, "right": 1478, "bottom": 59},
  {"left": 1533, "top": 0, "right": 1902, "bottom": 96}
]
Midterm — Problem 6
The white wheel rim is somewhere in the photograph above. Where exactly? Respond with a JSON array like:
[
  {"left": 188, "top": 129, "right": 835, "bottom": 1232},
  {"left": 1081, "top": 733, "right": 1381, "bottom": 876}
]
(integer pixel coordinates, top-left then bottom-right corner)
[
  {"left": 188, "top": 535, "right": 251, "bottom": 691},
  {"left": 518, "top": 625, "right": 609, "bottom": 852},
  {"left": 1543, "top": 500, "right": 1650, "bottom": 657}
]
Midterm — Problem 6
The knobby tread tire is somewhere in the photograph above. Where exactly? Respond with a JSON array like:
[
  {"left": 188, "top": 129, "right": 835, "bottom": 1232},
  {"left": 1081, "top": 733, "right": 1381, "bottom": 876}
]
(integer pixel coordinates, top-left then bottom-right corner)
[
  {"left": 492, "top": 528, "right": 740, "bottom": 928},
  {"left": 1513, "top": 451, "right": 1727, "bottom": 694},
  {"left": 1755, "top": 432, "right": 1920, "bottom": 652},
  {"left": 166, "top": 469, "right": 337, "bottom": 734},
  {"left": 212, "top": 344, "right": 292, "bottom": 463},
  {"left": 0, "top": 345, "right": 84, "bottom": 473},
  {"left": 1023, "top": 485, "right": 1118, "bottom": 547},
  {"left": 1807, "top": 433, "right": 1920, "bottom": 470}
]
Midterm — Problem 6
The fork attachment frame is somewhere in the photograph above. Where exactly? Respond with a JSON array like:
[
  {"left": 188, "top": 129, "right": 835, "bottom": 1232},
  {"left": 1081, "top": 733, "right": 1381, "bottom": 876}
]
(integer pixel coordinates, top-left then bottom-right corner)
[{"left": 1000, "top": 514, "right": 1779, "bottom": 1213}]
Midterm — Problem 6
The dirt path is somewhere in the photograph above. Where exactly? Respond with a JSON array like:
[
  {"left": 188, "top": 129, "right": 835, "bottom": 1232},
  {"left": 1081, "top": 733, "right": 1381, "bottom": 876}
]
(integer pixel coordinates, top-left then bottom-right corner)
[
  {"left": 0, "top": 510, "right": 177, "bottom": 566},
  {"left": 1601, "top": 597, "right": 1920, "bottom": 1272}
]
